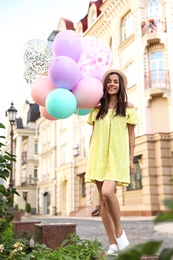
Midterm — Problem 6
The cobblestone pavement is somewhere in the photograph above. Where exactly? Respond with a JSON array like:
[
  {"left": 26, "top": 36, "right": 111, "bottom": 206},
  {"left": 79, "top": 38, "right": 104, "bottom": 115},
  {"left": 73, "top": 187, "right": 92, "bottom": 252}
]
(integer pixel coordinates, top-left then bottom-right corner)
[{"left": 27, "top": 215, "right": 173, "bottom": 254}]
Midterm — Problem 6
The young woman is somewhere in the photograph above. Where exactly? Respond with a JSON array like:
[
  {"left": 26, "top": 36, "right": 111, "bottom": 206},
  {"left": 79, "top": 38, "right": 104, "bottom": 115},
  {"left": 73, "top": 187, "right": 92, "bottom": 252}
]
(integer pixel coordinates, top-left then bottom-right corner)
[{"left": 85, "top": 69, "right": 140, "bottom": 256}]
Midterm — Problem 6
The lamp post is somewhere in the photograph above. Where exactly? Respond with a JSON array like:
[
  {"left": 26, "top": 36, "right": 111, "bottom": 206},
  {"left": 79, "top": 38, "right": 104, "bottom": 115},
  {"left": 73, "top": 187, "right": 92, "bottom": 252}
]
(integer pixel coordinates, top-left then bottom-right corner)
[{"left": 7, "top": 102, "right": 17, "bottom": 202}]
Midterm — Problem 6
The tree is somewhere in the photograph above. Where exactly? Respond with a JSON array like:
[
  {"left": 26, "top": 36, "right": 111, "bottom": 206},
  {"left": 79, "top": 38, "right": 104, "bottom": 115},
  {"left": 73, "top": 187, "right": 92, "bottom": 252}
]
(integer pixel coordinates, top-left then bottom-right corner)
[{"left": 0, "top": 123, "right": 19, "bottom": 221}]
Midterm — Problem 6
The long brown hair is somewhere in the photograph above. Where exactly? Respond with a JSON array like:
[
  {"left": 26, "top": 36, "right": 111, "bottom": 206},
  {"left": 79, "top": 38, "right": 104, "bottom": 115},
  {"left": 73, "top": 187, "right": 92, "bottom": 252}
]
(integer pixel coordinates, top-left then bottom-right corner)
[{"left": 96, "top": 72, "right": 128, "bottom": 119}]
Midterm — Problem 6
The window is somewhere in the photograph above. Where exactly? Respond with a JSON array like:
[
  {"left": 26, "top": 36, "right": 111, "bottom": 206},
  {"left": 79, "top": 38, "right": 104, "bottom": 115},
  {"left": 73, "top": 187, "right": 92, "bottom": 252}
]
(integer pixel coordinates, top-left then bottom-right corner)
[
  {"left": 122, "top": 12, "right": 134, "bottom": 42},
  {"left": 77, "top": 173, "right": 86, "bottom": 198},
  {"left": 34, "top": 167, "right": 38, "bottom": 180},
  {"left": 147, "top": 0, "right": 161, "bottom": 18},
  {"left": 127, "top": 156, "right": 142, "bottom": 191},
  {"left": 150, "top": 51, "right": 164, "bottom": 82},
  {"left": 125, "top": 61, "right": 136, "bottom": 88},
  {"left": 21, "top": 169, "right": 27, "bottom": 186},
  {"left": 82, "top": 175, "right": 86, "bottom": 197},
  {"left": 76, "top": 25, "right": 83, "bottom": 37},
  {"left": 34, "top": 140, "right": 38, "bottom": 154},
  {"left": 61, "top": 144, "right": 69, "bottom": 164},
  {"left": 91, "top": 9, "right": 96, "bottom": 24}
]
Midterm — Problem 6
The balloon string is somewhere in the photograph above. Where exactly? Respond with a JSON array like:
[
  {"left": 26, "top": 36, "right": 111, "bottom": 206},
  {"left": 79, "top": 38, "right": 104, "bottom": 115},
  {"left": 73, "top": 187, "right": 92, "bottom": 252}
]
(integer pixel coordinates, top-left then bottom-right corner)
[
  {"left": 75, "top": 108, "right": 86, "bottom": 155},
  {"left": 86, "top": 183, "right": 99, "bottom": 216}
]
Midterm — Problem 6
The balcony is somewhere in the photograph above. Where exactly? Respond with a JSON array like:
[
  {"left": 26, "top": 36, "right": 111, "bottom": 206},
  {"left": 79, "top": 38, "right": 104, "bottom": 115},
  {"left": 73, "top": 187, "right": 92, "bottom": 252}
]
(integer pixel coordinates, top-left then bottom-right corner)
[
  {"left": 21, "top": 177, "right": 27, "bottom": 186},
  {"left": 141, "top": 17, "right": 167, "bottom": 46},
  {"left": 144, "top": 69, "right": 169, "bottom": 89},
  {"left": 144, "top": 69, "right": 170, "bottom": 105}
]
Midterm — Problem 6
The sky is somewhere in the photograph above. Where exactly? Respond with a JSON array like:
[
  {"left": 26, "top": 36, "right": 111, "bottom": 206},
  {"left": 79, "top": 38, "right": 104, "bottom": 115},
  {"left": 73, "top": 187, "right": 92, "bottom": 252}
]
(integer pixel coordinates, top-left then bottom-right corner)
[{"left": 0, "top": 0, "right": 93, "bottom": 127}]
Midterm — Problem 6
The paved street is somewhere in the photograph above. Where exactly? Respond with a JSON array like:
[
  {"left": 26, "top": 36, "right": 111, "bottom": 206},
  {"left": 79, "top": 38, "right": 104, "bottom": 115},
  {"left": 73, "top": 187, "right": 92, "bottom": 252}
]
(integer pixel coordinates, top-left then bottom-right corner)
[{"left": 26, "top": 215, "right": 173, "bottom": 254}]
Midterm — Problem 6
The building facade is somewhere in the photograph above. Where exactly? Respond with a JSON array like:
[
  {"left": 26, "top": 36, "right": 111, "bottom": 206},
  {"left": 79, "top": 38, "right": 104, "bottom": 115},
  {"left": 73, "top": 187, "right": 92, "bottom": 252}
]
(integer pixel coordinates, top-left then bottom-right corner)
[
  {"left": 5, "top": 101, "right": 40, "bottom": 214},
  {"left": 5, "top": 0, "right": 173, "bottom": 216}
]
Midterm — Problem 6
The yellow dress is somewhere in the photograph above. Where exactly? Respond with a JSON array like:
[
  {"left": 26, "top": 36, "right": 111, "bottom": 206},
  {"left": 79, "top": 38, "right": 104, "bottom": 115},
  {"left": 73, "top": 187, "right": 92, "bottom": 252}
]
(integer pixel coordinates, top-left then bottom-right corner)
[{"left": 85, "top": 108, "right": 140, "bottom": 186}]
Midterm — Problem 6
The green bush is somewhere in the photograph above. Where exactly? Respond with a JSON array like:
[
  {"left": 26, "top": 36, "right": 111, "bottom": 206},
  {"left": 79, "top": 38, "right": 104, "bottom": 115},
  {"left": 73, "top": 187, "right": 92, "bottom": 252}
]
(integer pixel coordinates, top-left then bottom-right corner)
[
  {"left": 25, "top": 203, "right": 31, "bottom": 213},
  {"left": 0, "top": 219, "right": 15, "bottom": 257},
  {"left": 0, "top": 233, "right": 104, "bottom": 260},
  {"left": 24, "top": 234, "right": 104, "bottom": 260},
  {"left": 14, "top": 204, "right": 19, "bottom": 211}
]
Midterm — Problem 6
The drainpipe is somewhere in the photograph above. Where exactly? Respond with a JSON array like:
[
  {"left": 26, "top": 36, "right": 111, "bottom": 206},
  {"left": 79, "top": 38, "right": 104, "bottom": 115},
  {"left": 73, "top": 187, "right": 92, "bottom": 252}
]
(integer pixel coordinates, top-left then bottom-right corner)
[
  {"left": 71, "top": 116, "right": 75, "bottom": 213},
  {"left": 71, "top": 160, "right": 75, "bottom": 212}
]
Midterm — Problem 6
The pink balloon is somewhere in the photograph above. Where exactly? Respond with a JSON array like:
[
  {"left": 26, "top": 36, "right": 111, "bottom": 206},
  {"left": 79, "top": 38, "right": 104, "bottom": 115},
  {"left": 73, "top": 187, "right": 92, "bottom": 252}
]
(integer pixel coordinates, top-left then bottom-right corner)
[
  {"left": 94, "top": 68, "right": 107, "bottom": 81},
  {"left": 40, "top": 106, "right": 57, "bottom": 120},
  {"left": 78, "top": 40, "right": 112, "bottom": 79},
  {"left": 81, "top": 36, "right": 98, "bottom": 51},
  {"left": 53, "top": 30, "right": 82, "bottom": 62},
  {"left": 30, "top": 77, "right": 57, "bottom": 106},
  {"left": 49, "top": 56, "right": 81, "bottom": 90},
  {"left": 73, "top": 77, "right": 103, "bottom": 109}
]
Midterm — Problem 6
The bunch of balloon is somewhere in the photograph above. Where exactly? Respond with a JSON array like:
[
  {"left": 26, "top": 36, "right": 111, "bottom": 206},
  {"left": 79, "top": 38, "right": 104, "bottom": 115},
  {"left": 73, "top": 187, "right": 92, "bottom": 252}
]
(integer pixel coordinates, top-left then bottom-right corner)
[{"left": 24, "top": 30, "right": 112, "bottom": 120}]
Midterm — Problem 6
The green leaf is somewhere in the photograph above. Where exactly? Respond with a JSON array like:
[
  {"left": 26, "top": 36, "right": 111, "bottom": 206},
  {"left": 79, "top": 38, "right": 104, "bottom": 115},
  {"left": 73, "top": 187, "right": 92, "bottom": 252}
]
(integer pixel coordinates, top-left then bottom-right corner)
[
  {"left": 4, "top": 154, "right": 16, "bottom": 162},
  {"left": 116, "top": 248, "right": 142, "bottom": 260},
  {"left": 116, "top": 240, "right": 162, "bottom": 260},
  {"left": 12, "top": 188, "right": 20, "bottom": 196},
  {"left": 140, "top": 240, "right": 162, "bottom": 255},
  {"left": 0, "top": 169, "right": 9, "bottom": 179},
  {"left": 159, "top": 248, "right": 173, "bottom": 260},
  {"left": 0, "top": 155, "right": 6, "bottom": 162},
  {"left": 0, "top": 184, "right": 9, "bottom": 196},
  {"left": 0, "top": 123, "right": 5, "bottom": 129}
]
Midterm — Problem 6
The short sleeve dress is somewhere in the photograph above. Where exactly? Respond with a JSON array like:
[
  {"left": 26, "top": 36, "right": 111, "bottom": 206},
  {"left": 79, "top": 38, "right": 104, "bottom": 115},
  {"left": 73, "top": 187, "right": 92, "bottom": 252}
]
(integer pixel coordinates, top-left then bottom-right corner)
[{"left": 85, "top": 107, "right": 140, "bottom": 186}]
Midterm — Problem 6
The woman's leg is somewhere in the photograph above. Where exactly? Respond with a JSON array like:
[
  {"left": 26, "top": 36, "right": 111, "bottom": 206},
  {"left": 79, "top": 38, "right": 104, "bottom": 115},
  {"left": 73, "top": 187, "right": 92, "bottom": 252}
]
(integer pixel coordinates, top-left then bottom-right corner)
[
  {"left": 95, "top": 181, "right": 117, "bottom": 245},
  {"left": 101, "top": 180, "right": 122, "bottom": 238}
]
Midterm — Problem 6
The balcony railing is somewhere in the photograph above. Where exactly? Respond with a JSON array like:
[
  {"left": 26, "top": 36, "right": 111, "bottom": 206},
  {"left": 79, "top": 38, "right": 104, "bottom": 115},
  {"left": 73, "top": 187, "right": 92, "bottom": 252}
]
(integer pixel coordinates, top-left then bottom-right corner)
[
  {"left": 144, "top": 69, "right": 170, "bottom": 90},
  {"left": 21, "top": 178, "right": 37, "bottom": 186},
  {"left": 141, "top": 17, "right": 166, "bottom": 36}
]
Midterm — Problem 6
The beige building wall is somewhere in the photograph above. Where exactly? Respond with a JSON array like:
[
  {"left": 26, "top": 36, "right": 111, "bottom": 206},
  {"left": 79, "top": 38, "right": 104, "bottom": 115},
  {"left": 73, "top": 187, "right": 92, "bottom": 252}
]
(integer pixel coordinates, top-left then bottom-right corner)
[
  {"left": 36, "top": 0, "right": 173, "bottom": 216},
  {"left": 36, "top": 116, "right": 57, "bottom": 215},
  {"left": 5, "top": 0, "right": 173, "bottom": 217}
]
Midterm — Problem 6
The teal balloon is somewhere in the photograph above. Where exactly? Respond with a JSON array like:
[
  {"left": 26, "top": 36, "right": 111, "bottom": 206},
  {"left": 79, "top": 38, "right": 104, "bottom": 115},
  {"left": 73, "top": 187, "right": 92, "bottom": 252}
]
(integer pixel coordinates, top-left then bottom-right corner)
[
  {"left": 46, "top": 88, "right": 77, "bottom": 119},
  {"left": 75, "top": 108, "right": 93, "bottom": 116}
]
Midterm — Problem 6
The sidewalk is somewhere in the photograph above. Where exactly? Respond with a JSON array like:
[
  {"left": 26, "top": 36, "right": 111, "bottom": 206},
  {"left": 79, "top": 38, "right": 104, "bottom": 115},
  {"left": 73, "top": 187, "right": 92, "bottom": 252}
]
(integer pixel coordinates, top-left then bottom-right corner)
[
  {"left": 154, "top": 222, "right": 173, "bottom": 234},
  {"left": 26, "top": 214, "right": 173, "bottom": 234}
]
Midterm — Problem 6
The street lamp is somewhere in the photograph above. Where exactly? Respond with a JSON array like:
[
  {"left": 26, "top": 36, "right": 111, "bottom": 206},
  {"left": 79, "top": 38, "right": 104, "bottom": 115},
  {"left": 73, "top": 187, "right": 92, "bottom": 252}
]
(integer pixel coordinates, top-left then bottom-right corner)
[{"left": 7, "top": 102, "right": 17, "bottom": 199}]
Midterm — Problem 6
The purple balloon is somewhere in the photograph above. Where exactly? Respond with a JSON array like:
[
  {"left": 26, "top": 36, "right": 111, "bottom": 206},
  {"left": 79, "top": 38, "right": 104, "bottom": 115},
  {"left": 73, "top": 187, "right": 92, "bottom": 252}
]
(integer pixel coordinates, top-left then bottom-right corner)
[
  {"left": 53, "top": 30, "right": 82, "bottom": 62},
  {"left": 49, "top": 56, "right": 81, "bottom": 90}
]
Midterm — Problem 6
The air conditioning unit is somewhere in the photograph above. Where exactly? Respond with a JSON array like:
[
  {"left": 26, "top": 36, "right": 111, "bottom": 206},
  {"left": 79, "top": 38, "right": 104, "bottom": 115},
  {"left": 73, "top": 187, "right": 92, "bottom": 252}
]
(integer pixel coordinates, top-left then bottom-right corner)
[
  {"left": 73, "top": 143, "right": 79, "bottom": 156},
  {"left": 73, "top": 149, "right": 79, "bottom": 156},
  {"left": 73, "top": 143, "right": 79, "bottom": 149}
]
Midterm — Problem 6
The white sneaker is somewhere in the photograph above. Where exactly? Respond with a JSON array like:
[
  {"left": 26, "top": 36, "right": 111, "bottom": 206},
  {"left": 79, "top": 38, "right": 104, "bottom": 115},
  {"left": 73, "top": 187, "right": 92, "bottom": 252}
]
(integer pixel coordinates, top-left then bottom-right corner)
[
  {"left": 107, "top": 244, "right": 119, "bottom": 256},
  {"left": 116, "top": 230, "right": 129, "bottom": 250}
]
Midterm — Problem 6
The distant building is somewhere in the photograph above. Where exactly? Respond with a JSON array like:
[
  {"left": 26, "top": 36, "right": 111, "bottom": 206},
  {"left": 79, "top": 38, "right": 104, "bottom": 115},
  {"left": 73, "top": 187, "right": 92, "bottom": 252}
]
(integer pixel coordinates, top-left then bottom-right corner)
[{"left": 5, "top": 101, "right": 40, "bottom": 214}]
